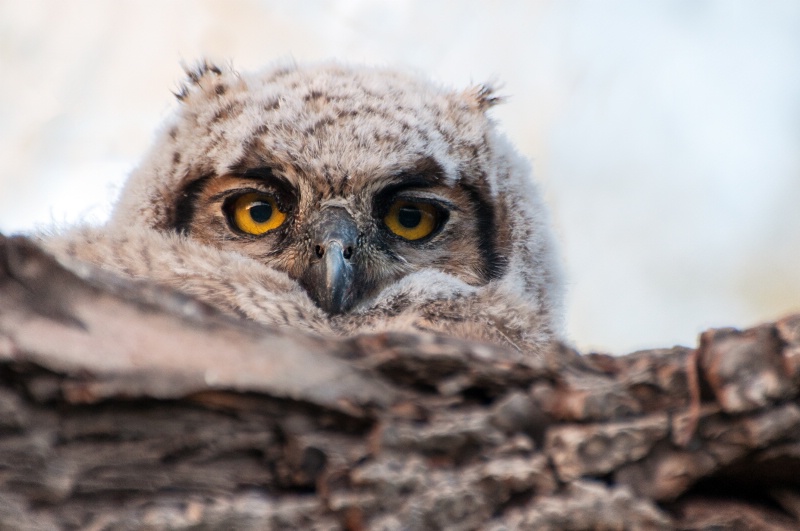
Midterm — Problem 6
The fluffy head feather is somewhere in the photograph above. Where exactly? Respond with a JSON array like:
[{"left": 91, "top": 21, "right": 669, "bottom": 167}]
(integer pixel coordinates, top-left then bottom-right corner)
[{"left": 48, "top": 60, "right": 563, "bottom": 352}]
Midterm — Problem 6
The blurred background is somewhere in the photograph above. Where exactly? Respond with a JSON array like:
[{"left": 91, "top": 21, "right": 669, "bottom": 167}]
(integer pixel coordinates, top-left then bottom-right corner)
[{"left": 1, "top": 0, "right": 798, "bottom": 353}]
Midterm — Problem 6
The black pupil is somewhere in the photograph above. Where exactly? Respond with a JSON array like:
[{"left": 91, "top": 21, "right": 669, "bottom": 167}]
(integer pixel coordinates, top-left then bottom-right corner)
[
  {"left": 398, "top": 206, "right": 422, "bottom": 228},
  {"left": 249, "top": 201, "right": 273, "bottom": 223}
]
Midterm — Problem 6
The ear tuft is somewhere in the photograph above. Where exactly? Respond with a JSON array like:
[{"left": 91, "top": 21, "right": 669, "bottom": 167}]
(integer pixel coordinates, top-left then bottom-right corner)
[
  {"left": 174, "top": 59, "right": 234, "bottom": 102},
  {"left": 465, "top": 83, "right": 505, "bottom": 111}
]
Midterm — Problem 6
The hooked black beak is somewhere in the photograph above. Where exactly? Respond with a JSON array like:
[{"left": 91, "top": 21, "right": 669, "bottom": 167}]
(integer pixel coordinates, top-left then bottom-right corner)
[{"left": 299, "top": 207, "right": 358, "bottom": 314}]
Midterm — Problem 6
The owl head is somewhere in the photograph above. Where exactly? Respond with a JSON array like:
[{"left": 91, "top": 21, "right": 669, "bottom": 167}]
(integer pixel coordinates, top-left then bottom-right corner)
[{"left": 110, "top": 60, "right": 562, "bottom": 326}]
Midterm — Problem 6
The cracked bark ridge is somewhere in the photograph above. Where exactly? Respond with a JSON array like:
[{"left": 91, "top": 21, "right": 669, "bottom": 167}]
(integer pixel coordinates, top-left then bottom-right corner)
[{"left": 1, "top": 234, "right": 799, "bottom": 530}]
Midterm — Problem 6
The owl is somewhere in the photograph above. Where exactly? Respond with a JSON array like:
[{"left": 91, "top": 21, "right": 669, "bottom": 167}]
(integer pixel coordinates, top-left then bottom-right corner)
[{"left": 41, "top": 60, "right": 563, "bottom": 354}]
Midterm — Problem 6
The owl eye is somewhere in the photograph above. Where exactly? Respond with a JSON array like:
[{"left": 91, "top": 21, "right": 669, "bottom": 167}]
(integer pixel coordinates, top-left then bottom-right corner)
[
  {"left": 384, "top": 200, "right": 440, "bottom": 241},
  {"left": 230, "top": 192, "right": 287, "bottom": 235}
]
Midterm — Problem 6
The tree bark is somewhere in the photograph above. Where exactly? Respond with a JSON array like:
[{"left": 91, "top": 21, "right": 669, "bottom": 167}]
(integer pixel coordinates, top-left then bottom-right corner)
[{"left": 1, "top": 234, "right": 799, "bottom": 530}]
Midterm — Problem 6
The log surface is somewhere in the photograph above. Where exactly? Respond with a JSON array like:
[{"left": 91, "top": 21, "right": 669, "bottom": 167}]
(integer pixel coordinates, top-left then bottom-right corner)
[{"left": 1, "top": 235, "right": 799, "bottom": 530}]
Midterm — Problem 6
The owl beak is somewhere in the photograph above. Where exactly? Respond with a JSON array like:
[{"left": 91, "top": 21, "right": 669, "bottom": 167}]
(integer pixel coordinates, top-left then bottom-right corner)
[{"left": 300, "top": 207, "right": 358, "bottom": 314}]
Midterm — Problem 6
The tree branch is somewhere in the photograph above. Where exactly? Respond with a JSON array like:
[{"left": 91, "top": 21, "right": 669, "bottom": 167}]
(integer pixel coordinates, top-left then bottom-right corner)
[{"left": 1, "top": 234, "right": 799, "bottom": 530}]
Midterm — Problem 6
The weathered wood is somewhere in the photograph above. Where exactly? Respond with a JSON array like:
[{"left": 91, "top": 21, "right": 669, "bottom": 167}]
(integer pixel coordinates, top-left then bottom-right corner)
[{"left": 1, "top": 234, "right": 799, "bottom": 530}]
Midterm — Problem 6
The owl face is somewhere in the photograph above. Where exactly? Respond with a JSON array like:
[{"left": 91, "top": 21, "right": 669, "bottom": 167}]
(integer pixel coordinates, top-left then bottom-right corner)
[
  {"left": 178, "top": 153, "right": 499, "bottom": 313},
  {"left": 116, "top": 61, "right": 514, "bottom": 315}
]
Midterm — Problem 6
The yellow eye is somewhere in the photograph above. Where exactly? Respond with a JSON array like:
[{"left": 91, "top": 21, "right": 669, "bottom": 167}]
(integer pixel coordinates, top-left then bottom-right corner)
[
  {"left": 231, "top": 192, "right": 286, "bottom": 235},
  {"left": 384, "top": 200, "right": 439, "bottom": 241}
]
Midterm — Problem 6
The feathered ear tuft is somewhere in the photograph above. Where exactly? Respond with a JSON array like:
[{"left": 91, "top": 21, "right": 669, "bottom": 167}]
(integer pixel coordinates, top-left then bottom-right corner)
[
  {"left": 173, "top": 59, "right": 236, "bottom": 102},
  {"left": 463, "top": 82, "right": 505, "bottom": 111}
]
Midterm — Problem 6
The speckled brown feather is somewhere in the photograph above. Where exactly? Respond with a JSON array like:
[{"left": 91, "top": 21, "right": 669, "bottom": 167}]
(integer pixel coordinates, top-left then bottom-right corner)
[{"left": 40, "top": 60, "right": 563, "bottom": 355}]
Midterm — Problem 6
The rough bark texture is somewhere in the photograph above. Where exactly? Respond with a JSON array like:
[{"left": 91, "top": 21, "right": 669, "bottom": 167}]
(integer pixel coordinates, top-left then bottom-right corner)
[{"left": 1, "top": 234, "right": 799, "bottom": 530}]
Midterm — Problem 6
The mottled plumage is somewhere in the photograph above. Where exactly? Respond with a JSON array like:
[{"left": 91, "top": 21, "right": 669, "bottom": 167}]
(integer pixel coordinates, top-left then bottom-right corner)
[{"left": 41, "top": 60, "right": 563, "bottom": 354}]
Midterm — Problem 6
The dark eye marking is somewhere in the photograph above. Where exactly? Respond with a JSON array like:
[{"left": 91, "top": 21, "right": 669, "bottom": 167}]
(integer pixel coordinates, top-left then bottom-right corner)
[
  {"left": 239, "top": 166, "right": 277, "bottom": 182},
  {"left": 172, "top": 174, "right": 214, "bottom": 234},
  {"left": 458, "top": 182, "right": 506, "bottom": 280}
]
